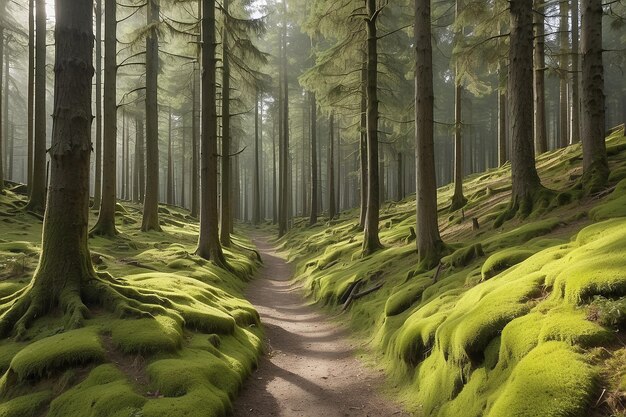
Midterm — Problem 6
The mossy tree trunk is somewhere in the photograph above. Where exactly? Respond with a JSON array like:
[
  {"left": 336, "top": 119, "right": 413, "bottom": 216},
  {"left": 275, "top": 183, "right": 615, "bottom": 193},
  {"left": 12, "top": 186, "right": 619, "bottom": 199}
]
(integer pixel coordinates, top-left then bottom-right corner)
[
  {"left": 580, "top": 0, "right": 608, "bottom": 192},
  {"left": 142, "top": 0, "right": 161, "bottom": 232},
  {"left": 26, "top": 0, "right": 47, "bottom": 213},
  {"left": 93, "top": 0, "right": 102, "bottom": 207},
  {"left": 415, "top": 0, "right": 444, "bottom": 269},
  {"left": 220, "top": 1, "right": 232, "bottom": 246},
  {"left": 91, "top": 0, "right": 118, "bottom": 236},
  {"left": 359, "top": 58, "right": 368, "bottom": 230},
  {"left": 196, "top": 0, "right": 226, "bottom": 267},
  {"left": 533, "top": 0, "right": 547, "bottom": 155},
  {"left": 362, "top": 0, "right": 382, "bottom": 255}
]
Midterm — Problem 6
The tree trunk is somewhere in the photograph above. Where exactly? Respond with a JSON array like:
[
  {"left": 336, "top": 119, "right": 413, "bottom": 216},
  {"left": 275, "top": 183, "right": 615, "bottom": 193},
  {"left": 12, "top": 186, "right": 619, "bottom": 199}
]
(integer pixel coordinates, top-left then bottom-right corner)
[
  {"left": 504, "top": 0, "right": 543, "bottom": 221},
  {"left": 27, "top": 0, "right": 34, "bottom": 191},
  {"left": 142, "top": 0, "right": 161, "bottom": 231},
  {"left": 533, "top": 0, "right": 548, "bottom": 155},
  {"left": 359, "top": 57, "right": 368, "bottom": 229},
  {"left": 570, "top": 0, "right": 580, "bottom": 143},
  {"left": 301, "top": 98, "right": 307, "bottom": 216},
  {"left": 191, "top": 65, "right": 199, "bottom": 217},
  {"left": 196, "top": 0, "right": 226, "bottom": 266},
  {"left": 91, "top": 0, "right": 118, "bottom": 236},
  {"left": 272, "top": 117, "right": 277, "bottom": 224},
  {"left": 450, "top": 0, "right": 466, "bottom": 210},
  {"left": 252, "top": 91, "right": 261, "bottom": 225},
  {"left": 27, "top": 0, "right": 47, "bottom": 212},
  {"left": 309, "top": 93, "right": 318, "bottom": 225},
  {"left": 0, "top": 15, "right": 3, "bottom": 191},
  {"left": 93, "top": 0, "right": 102, "bottom": 207},
  {"left": 396, "top": 152, "right": 403, "bottom": 202},
  {"left": 580, "top": 0, "right": 608, "bottom": 192},
  {"left": 328, "top": 113, "right": 336, "bottom": 220},
  {"left": 362, "top": 0, "right": 382, "bottom": 255},
  {"left": 220, "top": 0, "right": 232, "bottom": 246},
  {"left": 167, "top": 106, "right": 174, "bottom": 205},
  {"left": 558, "top": 0, "right": 569, "bottom": 148},
  {"left": 415, "top": 0, "right": 444, "bottom": 269},
  {"left": 133, "top": 117, "right": 141, "bottom": 202},
  {"left": 278, "top": 1, "right": 290, "bottom": 237},
  {"left": 0, "top": 0, "right": 96, "bottom": 338},
  {"left": 181, "top": 113, "right": 186, "bottom": 207}
]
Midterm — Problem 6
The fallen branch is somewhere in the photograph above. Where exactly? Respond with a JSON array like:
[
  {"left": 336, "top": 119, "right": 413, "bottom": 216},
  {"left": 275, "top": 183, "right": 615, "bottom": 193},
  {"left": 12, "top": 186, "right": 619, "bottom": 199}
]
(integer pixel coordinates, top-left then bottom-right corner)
[{"left": 351, "top": 282, "right": 384, "bottom": 300}]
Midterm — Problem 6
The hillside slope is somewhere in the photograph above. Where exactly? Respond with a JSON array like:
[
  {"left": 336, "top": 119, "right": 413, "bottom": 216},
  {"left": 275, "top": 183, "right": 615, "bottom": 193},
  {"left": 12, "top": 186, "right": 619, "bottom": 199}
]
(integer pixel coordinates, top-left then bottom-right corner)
[
  {"left": 281, "top": 127, "right": 626, "bottom": 417},
  {"left": 0, "top": 196, "right": 262, "bottom": 417}
]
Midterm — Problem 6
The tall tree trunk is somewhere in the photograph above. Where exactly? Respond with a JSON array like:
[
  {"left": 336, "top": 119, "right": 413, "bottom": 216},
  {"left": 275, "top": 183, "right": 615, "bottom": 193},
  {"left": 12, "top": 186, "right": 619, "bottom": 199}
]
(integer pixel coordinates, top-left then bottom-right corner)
[
  {"left": 501, "top": 0, "right": 544, "bottom": 224},
  {"left": 451, "top": 0, "right": 466, "bottom": 210},
  {"left": 91, "top": 0, "right": 118, "bottom": 235},
  {"left": 359, "top": 58, "right": 367, "bottom": 229},
  {"left": 121, "top": 111, "right": 126, "bottom": 200},
  {"left": 558, "top": 0, "right": 570, "bottom": 148},
  {"left": 580, "top": 0, "right": 608, "bottom": 192},
  {"left": 191, "top": 65, "right": 199, "bottom": 217},
  {"left": 167, "top": 106, "right": 174, "bottom": 205},
  {"left": 362, "top": 0, "right": 382, "bottom": 255},
  {"left": 396, "top": 152, "right": 403, "bottom": 202},
  {"left": 93, "top": 0, "right": 102, "bottom": 207},
  {"left": 220, "top": 0, "right": 232, "bottom": 246},
  {"left": 272, "top": 117, "right": 277, "bottom": 224},
  {"left": 0, "top": 0, "right": 97, "bottom": 338},
  {"left": 27, "top": 0, "right": 47, "bottom": 212},
  {"left": 27, "top": 0, "right": 34, "bottom": 190},
  {"left": 0, "top": 16, "right": 3, "bottom": 191},
  {"left": 142, "top": 0, "right": 161, "bottom": 231},
  {"left": 181, "top": 113, "right": 186, "bottom": 208},
  {"left": 137, "top": 117, "right": 145, "bottom": 202},
  {"left": 336, "top": 121, "right": 341, "bottom": 212},
  {"left": 309, "top": 93, "right": 318, "bottom": 225},
  {"left": 278, "top": 1, "right": 290, "bottom": 237},
  {"left": 497, "top": 21, "right": 508, "bottom": 166},
  {"left": 570, "top": 0, "right": 580, "bottom": 143},
  {"left": 133, "top": 117, "right": 140, "bottom": 202},
  {"left": 196, "top": 0, "right": 226, "bottom": 266},
  {"left": 415, "top": 0, "right": 444, "bottom": 268},
  {"left": 252, "top": 91, "right": 261, "bottom": 225},
  {"left": 533, "top": 0, "right": 548, "bottom": 155},
  {"left": 328, "top": 113, "right": 336, "bottom": 220},
  {"left": 301, "top": 98, "right": 307, "bottom": 216}
]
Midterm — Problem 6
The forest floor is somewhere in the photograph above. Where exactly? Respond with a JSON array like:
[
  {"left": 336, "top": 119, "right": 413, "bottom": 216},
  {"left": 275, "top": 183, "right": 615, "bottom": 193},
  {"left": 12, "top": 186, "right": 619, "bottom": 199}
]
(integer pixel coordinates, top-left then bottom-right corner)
[{"left": 232, "top": 234, "right": 410, "bottom": 417}]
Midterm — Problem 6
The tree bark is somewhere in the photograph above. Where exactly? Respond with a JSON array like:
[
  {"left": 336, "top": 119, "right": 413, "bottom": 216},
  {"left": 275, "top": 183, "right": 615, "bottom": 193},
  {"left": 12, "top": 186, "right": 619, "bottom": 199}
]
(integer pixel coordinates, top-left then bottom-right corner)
[
  {"left": 450, "top": 0, "right": 466, "bottom": 210},
  {"left": 272, "top": 116, "right": 277, "bottom": 224},
  {"left": 196, "top": 0, "right": 226, "bottom": 266},
  {"left": 396, "top": 152, "right": 403, "bottom": 202},
  {"left": 0, "top": 0, "right": 96, "bottom": 338},
  {"left": 0, "top": 15, "right": 4, "bottom": 191},
  {"left": 27, "top": 0, "right": 47, "bottom": 212},
  {"left": 415, "top": 0, "right": 444, "bottom": 268},
  {"left": 570, "top": 0, "right": 580, "bottom": 143},
  {"left": 252, "top": 91, "right": 261, "bottom": 225},
  {"left": 504, "top": 0, "right": 544, "bottom": 220},
  {"left": 142, "top": 0, "right": 161, "bottom": 231},
  {"left": 558, "top": 0, "right": 570, "bottom": 148},
  {"left": 93, "top": 0, "right": 102, "bottom": 207},
  {"left": 362, "top": 0, "right": 382, "bottom": 255},
  {"left": 533, "top": 0, "right": 548, "bottom": 154},
  {"left": 359, "top": 57, "right": 367, "bottom": 229},
  {"left": 328, "top": 113, "right": 336, "bottom": 220},
  {"left": 134, "top": 117, "right": 144, "bottom": 203},
  {"left": 181, "top": 112, "right": 186, "bottom": 207},
  {"left": 580, "top": 0, "right": 608, "bottom": 192},
  {"left": 191, "top": 65, "right": 199, "bottom": 217},
  {"left": 220, "top": 0, "right": 232, "bottom": 246},
  {"left": 309, "top": 93, "right": 318, "bottom": 226},
  {"left": 167, "top": 106, "right": 174, "bottom": 205},
  {"left": 91, "top": 0, "right": 118, "bottom": 236},
  {"left": 27, "top": 0, "right": 34, "bottom": 191},
  {"left": 278, "top": 1, "right": 290, "bottom": 237}
]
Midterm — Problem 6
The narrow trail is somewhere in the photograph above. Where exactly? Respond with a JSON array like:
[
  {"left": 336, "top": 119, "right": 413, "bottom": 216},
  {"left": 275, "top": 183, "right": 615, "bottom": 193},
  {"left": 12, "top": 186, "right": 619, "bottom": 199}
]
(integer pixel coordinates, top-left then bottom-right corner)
[{"left": 232, "top": 235, "right": 410, "bottom": 417}]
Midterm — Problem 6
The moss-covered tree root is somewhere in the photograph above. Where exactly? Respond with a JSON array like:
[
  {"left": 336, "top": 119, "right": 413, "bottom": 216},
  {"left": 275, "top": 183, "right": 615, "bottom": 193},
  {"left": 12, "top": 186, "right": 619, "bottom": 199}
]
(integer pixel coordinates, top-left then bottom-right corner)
[{"left": 494, "top": 186, "right": 556, "bottom": 228}]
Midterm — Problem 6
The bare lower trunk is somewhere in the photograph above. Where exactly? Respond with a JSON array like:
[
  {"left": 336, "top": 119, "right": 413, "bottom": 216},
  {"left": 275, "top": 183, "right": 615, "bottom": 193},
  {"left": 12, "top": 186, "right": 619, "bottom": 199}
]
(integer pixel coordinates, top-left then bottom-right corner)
[
  {"left": 167, "top": 106, "right": 174, "bottom": 205},
  {"left": 197, "top": 0, "right": 226, "bottom": 266},
  {"left": 142, "top": 0, "right": 161, "bottom": 232},
  {"left": 0, "top": 18, "right": 3, "bottom": 191},
  {"left": 278, "top": 3, "right": 290, "bottom": 237},
  {"left": 220, "top": 2, "right": 232, "bottom": 246},
  {"left": 191, "top": 65, "right": 199, "bottom": 217},
  {"left": 580, "top": 0, "right": 608, "bottom": 192},
  {"left": 558, "top": 0, "right": 569, "bottom": 148},
  {"left": 533, "top": 0, "right": 547, "bottom": 154},
  {"left": 91, "top": 0, "right": 117, "bottom": 236},
  {"left": 27, "top": 0, "right": 47, "bottom": 212},
  {"left": 362, "top": 0, "right": 382, "bottom": 255},
  {"left": 27, "top": 0, "right": 34, "bottom": 191},
  {"left": 570, "top": 0, "right": 580, "bottom": 143},
  {"left": 272, "top": 118, "right": 277, "bottom": 224},
  {"left": 309, "top": 93, "right": 318, "bottom": 225},
  {"left": 93, "top": 0, "right": 102, "bottom": 207},
  {"left": 252, "top": 91, "right": 261, "bottom": 225},
  {"left": 415, "top": 0, "right": 443, "bottom": 268},
  {"left": 328, "top": 113, "right": 336, "bottom": 220},
  {"left": 359, "top": 59, "right": 367, "bottom": 229}
]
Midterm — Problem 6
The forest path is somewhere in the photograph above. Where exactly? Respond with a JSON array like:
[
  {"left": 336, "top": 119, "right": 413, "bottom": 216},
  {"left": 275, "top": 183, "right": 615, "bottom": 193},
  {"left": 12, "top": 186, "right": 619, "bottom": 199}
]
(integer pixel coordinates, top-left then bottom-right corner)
[{"left": 231, "top": 234, "right": 410, "bottom": 417}]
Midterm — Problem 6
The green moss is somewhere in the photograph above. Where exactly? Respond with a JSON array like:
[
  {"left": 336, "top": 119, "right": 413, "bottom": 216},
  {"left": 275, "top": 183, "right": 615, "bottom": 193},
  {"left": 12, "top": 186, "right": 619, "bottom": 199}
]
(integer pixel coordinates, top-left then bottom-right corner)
[
  {"left": 589, "top": 178, "right": 626, "bottom": 220},
  {"left": 442, "top": 243, "right": 484, "bottom": 269},
  {"left": 9, "top": 327, "right": 105, "bottom": 381},
  {"left": 481, "top": 248, "right": 535, "bottom": 280},
  {"left": 488, "top": 342, "right": 596, "bottom": 417},
  {"left": 109, "top": 315, "right": 183, "bottom": 354},
  {"left": 384, "top": 277, "right": 432, "bottom": 317},
  {"left": 0, "top": 391, "right": 51, "bottom": 417}
]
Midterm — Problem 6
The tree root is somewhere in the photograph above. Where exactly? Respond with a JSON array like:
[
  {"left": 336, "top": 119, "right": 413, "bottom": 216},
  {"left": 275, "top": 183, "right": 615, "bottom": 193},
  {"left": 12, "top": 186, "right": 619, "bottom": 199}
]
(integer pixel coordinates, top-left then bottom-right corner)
[{"left": 493, "top": 186, "right": 556, "bottom": 228}]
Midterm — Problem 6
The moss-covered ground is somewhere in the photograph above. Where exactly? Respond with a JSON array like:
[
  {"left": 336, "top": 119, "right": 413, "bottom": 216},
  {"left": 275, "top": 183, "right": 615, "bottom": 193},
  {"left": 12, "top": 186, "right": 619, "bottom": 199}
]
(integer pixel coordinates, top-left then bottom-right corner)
[
  {"left": 280, "top": 127, "right": 626, "bottom": 417},
  {"left": 0, "top": 194, "right": 262, "bottom": 417}
]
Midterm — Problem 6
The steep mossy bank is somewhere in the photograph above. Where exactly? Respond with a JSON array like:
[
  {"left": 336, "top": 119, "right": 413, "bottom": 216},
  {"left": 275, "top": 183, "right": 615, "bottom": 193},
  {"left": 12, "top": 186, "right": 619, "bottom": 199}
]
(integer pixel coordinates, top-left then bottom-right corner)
[
  {"left": 0, "top": 193, "right": 262, "bottom": 417},
  {"left": 280, "top": 127, "right": 626, "bottom": 417}
]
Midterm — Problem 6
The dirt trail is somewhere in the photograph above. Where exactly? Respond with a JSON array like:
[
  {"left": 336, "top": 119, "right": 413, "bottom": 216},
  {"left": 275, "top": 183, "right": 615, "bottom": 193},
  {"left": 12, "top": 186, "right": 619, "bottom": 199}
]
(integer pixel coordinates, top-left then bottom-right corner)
[{"left": 231, "top": 235, "right": 410, "bottom": 417}]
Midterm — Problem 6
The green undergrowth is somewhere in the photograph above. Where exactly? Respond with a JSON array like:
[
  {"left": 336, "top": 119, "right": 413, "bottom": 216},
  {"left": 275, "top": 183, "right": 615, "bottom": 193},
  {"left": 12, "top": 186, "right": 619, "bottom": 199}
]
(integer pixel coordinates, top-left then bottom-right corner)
[
  {"left": 0, "top": 194, "right": 262, "bottom": 417},
  {"left": 281, "top": 128, "right": 626, "bottom": 417}
]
